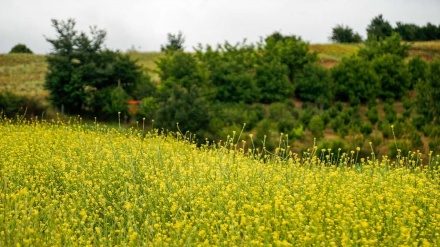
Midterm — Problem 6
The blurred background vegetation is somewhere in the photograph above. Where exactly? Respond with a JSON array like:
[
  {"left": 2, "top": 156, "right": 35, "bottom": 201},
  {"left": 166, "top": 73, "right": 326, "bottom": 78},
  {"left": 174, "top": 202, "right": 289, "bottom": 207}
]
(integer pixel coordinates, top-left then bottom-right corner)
[{"left": 1, "top": 14, "right": 440, "bottom": 156}]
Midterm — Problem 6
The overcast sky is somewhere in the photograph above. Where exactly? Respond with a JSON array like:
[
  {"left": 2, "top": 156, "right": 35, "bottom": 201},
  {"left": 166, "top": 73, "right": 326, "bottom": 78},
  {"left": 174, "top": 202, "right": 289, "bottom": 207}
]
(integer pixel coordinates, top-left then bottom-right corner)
[{"left": 1, "top": 0, "right": 440, "bottom": 54}]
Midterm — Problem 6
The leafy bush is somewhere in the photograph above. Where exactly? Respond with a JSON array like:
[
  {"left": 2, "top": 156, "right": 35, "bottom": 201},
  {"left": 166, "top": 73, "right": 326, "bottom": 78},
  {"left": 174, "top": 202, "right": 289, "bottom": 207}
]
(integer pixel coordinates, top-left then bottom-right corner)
[
  {"left": 332, "top": 56, "right": 379, "bottom": 102},
  {"left": 295, "top": 64, "right": 334, "bottom": 108},
  {"left": 156, "top": 85, "right": 210, "bottom": 139},
  {"left": 263, "top": 33, "right": 318, "bottom": 82},
  {"left": 44, "top": 19, "right": 143, "bottom": 116},
  {"left": 415, "top": 58, "right": 440, "bottom": 126},
  {"left": 101, "top": 87, "right": 130, "bottom": 117},
  {"left": 330, "top": 24, "right": 362, "bottom": 43},
  {"left": 0, "top": 91, "right": 47, "bottom": 118},
  {"left": 137, "top": 97, "right": 158, "bottom": 121},
  {"left": 408, "top": 55, "right": 427, "bottom": 87},
  {"left": 9, "top": 43, "right": 33, "bottom": 54},
  {"left": 371, "top": 54, "right": 411, "bottom": 99},
  {"left": 195, "top": 42, "right": 259, "bottom": 104},
  {"left": 389, "top": 140, "right": 412, "bottom": 160},
  {"left": 215, "top": 103, "right": 263, "bottom": 131},
  {"left": 366, "top": 105, "right": 379, "bottom": 125},
  {"left": 254, "top": 119, "right": 279, "bottom": 151},
  {"left": 359, "top": 33, "right": 410, "bottom": 60},
  {"left": 410, "top": 131, "right": 424, "bottom": 150},
  {"left": 366, "top": 14, "right": 393, "bottom": 41},
  {"left": 360, "top": 123, "right": 373, "bottom": 137},
  {"left": 160, "top": 31, "right": 185, "bottom": 51},
  {"left": 383, "top": 103, "right": 397, "bottom": 123},
  {"left": 379, "top": 120, "right": 392, "bottom": 139},
  {"left": 255, "top": 59, "right": 292, "bottom": 103},
  {"left": 309, "top": 115, "right": 325, "bottom": 139},
  {"left": 317, "top": 139, "right": 347, "bottom": 157},
  {"left": 299, "top": 103, "right": 319, "bottom": 126}
]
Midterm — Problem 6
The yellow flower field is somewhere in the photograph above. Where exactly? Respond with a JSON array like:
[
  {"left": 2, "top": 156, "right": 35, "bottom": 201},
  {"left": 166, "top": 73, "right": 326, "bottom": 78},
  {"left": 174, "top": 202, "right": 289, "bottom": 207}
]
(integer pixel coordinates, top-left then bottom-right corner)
[{"left": 1, "top": 118, "right": 440, "bottom": 246}]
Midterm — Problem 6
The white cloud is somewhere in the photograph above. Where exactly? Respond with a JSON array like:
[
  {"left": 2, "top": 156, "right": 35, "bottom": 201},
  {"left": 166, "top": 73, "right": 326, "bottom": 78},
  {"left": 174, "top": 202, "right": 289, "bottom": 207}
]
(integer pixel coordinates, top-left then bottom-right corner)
[{"left": 1, "top": 0, "right": 439, "bottom": 54}]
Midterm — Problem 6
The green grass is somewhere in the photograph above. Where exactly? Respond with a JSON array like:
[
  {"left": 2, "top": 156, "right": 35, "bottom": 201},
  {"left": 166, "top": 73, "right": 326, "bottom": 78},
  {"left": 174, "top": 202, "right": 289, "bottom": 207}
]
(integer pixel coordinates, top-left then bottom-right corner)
[
  {"left": 0, "top": 54, "right": 48, "bottom": 102},
  {"left": 310, "top": 43, "right": 362, "bottom": 68}
]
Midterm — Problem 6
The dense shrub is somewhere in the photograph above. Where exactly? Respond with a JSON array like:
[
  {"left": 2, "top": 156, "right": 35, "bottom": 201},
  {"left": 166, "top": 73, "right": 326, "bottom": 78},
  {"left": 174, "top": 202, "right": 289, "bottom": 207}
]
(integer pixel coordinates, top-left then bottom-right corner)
[
  {"left": 295, "top": 64, "right": 334, "bottom": 108},
  {"left": 359, "top": 33, "right": 410, "bottom": 61},
  {"left": 0, "top": 91, "right": 47, "bottom": 118},
  {"left": 415, "top": 58, "right": 440, "bottom": 126},
  {"left": 255, "top": 59, "right": 292, "bottom": 103},
  {"left": 309, "top": 115, "right": 325, "bottom": 139},
  {"left": 360, "top": 123, "right": 373, "bottom": 137},
  {"left": 330, "top": 25, "right": 362, "bottom": 43},
  {"left": 408, "top": 56, "right": 427, "bottom": 87},
  {"left": 263, "top": 33, "right": 318, "bottom": 82},
  {"left": 383, "top": 103, "right": 397, "bottom": 123},
  {"left": 332, "top": 56, "right": 379, "bottom": 102},
  {"left": 44, "top": 19, "right": 143, "bottom": 116},
  {"left": 366, "top": 105, "right": 379, "bottom": 125},
  {"left": 366, "top": 14, "right": 393, "bottom": 41},
  {"left": 9, "top": 43, "right": 33, "bottom": 54},
  {"left": 195, "top": 42, "right": 259, "bottom": 103},
  {"left": 371, "top": 54, "right": 411, "bottom": 99},
  {"left": 155, "top": 85, "right": 210, "bottom": 138}
]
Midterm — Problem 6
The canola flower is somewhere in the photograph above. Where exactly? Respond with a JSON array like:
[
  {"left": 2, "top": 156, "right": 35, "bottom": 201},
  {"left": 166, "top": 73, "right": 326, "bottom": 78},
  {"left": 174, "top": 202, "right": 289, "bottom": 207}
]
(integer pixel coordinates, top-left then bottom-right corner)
[{"left": 1, "top": 118, "right": 440, "bottom": 246}]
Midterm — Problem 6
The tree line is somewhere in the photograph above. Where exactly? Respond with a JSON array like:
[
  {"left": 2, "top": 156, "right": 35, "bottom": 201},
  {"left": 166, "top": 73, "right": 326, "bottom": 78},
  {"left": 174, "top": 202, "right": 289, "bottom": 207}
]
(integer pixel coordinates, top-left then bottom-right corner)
[
  {"left": 3, "top": 16, "right": 440, "bottom": 155},
  {"left": 331, "top": 14, "right": 440, "bottom": 43}
]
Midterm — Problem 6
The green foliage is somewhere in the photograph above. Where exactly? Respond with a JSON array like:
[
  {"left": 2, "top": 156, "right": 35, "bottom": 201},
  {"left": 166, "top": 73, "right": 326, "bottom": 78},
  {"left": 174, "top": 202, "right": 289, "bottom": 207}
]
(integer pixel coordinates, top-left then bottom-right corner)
[
  {"left": 332, "top": 56, "right": 379, "bottom": 102},
  {"left": 132, "top": 73, "right": 157, "bottom": 100},
  {"left": 359, "top": 33, "right": 410, "bottom": 61},
  {"left": 383, "top": 103, "right": 397, "bottom": 123},
  {"left": 309, "top": 115, "right": 325, "bottom": 139},
  {"left": 44, "top": 19, "right": 143, "bottom": 116},
  {"left": 379, "top": 120, "right": 392, "bottom": 139},
  {"left": 254, "top": 118, "right": 278, "bottom": 151},
  {"left": 161, "top": 31, "right": 185, "bottom": 52},
  {"left": 156, "top": 50, "right": 207, "bottom": 92},
  {"left": 195, "top": 42, "right": 259, "bottom": 103},
  {"left": 263, "top": 33, "right": 318, "bottom": 81},
  {"left": 371, "top": 54, "right": 411, "bottom": 99},
  {"left": 366, "top": 105, "right": 379, "bottom": 125},
  {"left": 408, "top": 56, "right": 427, "bottom": 88},
  {"left": 299, "top": 103, "right": 319, "bottom": 126},
  {"left": 156, "top": 85, "right": 210, "bottom": 138},
  {"left": 330, "top": 24, "right": 362, "bottom": 43},
  {"left": 415, "top": 58, "right": 440, "bottom": 125},
  {"left": 317, "top": 139, "right": 347, "bottom": 157},
  {"left": 360, "top": 123, "right": 373, "bottom": 137},
  {"left": 410, "top": 131, "right": 424, "bottom": 150},
  {"left": 255, "top": 59, "right": 292, "bottom": 103},
  {"left": 295, "top": 64, "right": 333, "bottom": 108},
  {"left": 0, "top": 91, "right": 47, "bottom": 118},
  {"left": 394, "top": 22, "right": 420, "bottom": 42},
  {"left": 101, "top": 87, "right": 130, "bottom": 116},
  {"left": 366, "top": 14, "right": 393, "bottom": 41},
  {"left": 394, "top": 21, "right": 440, "bottom": 41},
  {"left": 389, "top": 140, "right": 412, "bottom": 160},
  {"left": 137, "top": 97, "right": 157, "bottom": 121},
  {"left": 9, "top": 44, "right": 33, "bottom": 54},
  {"left": 214, "top": 103, "right": 264, "bottom": 131}
]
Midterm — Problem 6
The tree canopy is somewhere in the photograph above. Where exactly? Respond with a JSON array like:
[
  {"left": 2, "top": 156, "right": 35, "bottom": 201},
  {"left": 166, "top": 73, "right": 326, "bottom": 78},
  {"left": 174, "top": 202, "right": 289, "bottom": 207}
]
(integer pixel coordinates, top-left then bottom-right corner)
[
  {"left": 330, "top": 25, "right": 362, "bottom": 43},
  {"left": 9, "top": 43, "right": 33, "bottom": 54},
  {"left": 44, "top": 19, "right": 146, "bottom": 117}
]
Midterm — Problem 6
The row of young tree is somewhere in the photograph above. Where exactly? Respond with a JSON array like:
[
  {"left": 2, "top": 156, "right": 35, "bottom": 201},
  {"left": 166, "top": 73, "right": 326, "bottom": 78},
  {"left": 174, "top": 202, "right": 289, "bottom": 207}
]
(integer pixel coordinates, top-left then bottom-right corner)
[
  {"left": 331, "top": 14, "right": 440, "bottom": 43},
  {"left": 43, "top": 18, "right": 440, "bottom": 153}
]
